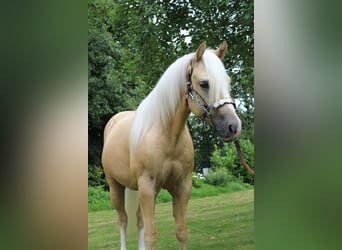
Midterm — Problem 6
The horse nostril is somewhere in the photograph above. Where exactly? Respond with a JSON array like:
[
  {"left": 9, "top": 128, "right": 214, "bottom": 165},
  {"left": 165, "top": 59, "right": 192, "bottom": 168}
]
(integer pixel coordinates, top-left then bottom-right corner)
[{"left": 229, "top": 124, "right": 237, "bottom": 134}]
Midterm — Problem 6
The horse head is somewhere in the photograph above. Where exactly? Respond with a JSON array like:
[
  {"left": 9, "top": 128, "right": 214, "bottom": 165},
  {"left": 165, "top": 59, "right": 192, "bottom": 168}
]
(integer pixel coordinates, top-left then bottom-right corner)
[{"left": 186, "top": 41, "right": 242, "bottom": 141}]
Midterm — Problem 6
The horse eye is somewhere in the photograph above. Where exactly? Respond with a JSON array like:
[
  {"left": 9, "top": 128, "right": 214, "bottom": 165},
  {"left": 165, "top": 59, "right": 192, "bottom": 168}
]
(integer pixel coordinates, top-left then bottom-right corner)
[{"left": 199, "top": 81, "right": 209, "bottom": 89}]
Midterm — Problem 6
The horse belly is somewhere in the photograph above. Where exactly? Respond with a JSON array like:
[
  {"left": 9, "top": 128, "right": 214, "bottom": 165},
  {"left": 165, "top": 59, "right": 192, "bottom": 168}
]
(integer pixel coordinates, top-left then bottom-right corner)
[{"left": 102, "top": 111, "right": 138, "bottom": 189}]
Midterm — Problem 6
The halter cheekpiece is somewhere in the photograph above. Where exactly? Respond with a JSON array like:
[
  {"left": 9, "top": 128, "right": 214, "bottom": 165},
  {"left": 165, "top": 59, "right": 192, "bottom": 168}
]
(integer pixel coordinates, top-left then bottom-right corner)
[{"left": 185, "top": 60, "right": 236, "bottom": 120}]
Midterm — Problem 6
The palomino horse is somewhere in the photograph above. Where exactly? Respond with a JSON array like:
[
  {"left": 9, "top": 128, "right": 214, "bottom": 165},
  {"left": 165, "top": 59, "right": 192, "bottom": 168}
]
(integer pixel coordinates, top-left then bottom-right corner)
[{"left": 102, "top": 41, "right": 241, "bottom": 250}]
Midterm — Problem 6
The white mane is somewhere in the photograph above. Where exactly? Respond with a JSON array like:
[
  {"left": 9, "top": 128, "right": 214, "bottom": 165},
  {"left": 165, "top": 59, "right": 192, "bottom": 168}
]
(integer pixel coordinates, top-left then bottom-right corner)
[{"left": 130, "top": 50, "right": 230, "bottom": 148}]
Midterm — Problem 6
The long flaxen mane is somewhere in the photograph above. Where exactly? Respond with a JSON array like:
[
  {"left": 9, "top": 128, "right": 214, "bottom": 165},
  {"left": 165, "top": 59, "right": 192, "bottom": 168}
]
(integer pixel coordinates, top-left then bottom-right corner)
[{"left": 130, "top": 49, "right": 230, "bottom": 148}]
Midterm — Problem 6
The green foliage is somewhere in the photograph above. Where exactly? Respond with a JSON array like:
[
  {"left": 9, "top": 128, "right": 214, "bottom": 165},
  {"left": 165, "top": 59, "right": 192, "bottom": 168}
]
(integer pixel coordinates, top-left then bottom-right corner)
[
  {"left": 204, "top": 167, "right": 233, "bottom": 186},
  {"left": 88, "top": 186, "right": 112, "bottom": 212},
  {"left": 192, "top": 174, "right": 203, "bottom": 188},
  {"left": 210, "top": 144, "right": 235, "bottom": 169},
  {"left": 88, "top": 0, "right": 254, "bottom": 184},
  {"left": 156, "top": 181, "right": 252, "bottom": 205},
  {"left": 156, "top": 189, "right": 172, "bottom": 203},
  {"left": 127, "top": 183, "right": 251, "bottom": 206},
  {"left": 88, "top": 165, "right": 108, "bottom": 188},
  {"left": 210, "top": 140, "right": 254, "bottom": 184},
  {"left": 187, "top": 116, "right": 221, "bottom": 172},
  {"left": 190, "top": 182, "right": 251, "bottom": 199},
  {"left": 88, "top": 182, "right": 252, "bottom": 212},
  {"left": 88, "top": 0, "right": 147, "bottom": 166}
]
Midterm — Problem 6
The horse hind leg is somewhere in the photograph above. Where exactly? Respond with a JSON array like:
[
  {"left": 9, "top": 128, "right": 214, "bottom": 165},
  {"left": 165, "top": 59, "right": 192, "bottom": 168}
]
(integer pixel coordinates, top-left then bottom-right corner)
[
  {"left": 108, "top": 179, "right": 127, "bottom": 250},
  {"left": 124, "top": 188, "right": 139, "bottom": 243},
  {"left": 124, "top": 196, "right": 145, "bottom": 250}
]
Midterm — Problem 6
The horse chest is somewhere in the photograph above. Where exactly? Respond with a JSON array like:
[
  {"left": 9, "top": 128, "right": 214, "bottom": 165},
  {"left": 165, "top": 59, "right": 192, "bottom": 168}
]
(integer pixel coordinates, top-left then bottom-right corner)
[
  {"left": 134, "top": 137, "right": 193, "bottom": 185},
  {"left": 160, "top": 143, "right": 194, "bottom": 186},
  {"left": 142, "top": 145, "right": 192, "bottom": 171}
]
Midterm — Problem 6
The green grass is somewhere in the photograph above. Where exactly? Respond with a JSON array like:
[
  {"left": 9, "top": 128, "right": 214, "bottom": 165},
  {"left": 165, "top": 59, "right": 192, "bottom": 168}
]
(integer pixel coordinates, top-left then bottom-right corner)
[
  {"left": 89, "top": 181, "right": 252, "bottom": 212},
  {"left": 88, "top": 189, "right": 254, "bottom": 249}
]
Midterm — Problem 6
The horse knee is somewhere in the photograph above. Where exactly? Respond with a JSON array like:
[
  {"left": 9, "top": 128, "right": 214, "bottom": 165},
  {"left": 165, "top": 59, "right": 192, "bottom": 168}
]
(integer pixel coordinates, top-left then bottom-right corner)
[
  {"left": 136, "top": 207, "right": 144, "bottom": 229},
  {"left": 117, "top": 211, "right": 128, "bottom": 227},
  {"left": 175, "top": 226, "right": 187, "bottom": 243}
]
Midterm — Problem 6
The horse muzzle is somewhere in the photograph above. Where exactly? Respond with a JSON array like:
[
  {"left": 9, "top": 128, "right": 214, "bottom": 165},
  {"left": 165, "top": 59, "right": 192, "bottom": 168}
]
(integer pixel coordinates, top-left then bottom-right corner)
[{"left": 211, "top": 107, "right": 241, "bottom": 142}]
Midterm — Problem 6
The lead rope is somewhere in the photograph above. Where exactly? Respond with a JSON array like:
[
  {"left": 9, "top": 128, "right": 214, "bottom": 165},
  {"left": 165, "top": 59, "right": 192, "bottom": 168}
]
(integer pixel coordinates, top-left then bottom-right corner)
[{"left": 234, "top": 140, "right": 254, "bottom": 175}]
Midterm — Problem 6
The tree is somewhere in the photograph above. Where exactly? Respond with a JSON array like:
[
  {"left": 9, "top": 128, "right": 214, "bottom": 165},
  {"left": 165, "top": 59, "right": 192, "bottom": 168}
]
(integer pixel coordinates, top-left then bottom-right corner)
[{"left": 88, "top": 0, "right": 254, "bottom": 185}]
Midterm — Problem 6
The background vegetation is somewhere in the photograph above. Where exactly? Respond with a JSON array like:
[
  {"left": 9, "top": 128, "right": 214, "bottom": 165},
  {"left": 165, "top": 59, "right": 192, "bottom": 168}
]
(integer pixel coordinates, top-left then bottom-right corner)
[
  {"left": 88, "top": 0, "right": 254, "bottom": 187},
  {"left": 89, "top": 178, "right": 252, "bottom": 212}
]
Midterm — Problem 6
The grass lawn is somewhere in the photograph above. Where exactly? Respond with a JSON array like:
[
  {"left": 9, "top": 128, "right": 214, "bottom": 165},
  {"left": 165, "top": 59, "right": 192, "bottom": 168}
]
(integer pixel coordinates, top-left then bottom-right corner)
[{"left": 88, "top": 189, "right": 254, "bottom": 249}]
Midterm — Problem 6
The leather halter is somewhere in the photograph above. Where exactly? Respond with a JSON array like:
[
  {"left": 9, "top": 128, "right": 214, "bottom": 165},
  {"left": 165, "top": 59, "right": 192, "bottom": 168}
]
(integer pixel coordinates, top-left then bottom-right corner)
[
  {"left": 185, "top": 60, "right": 255, "bottom": 175},
  {"left": 185, "top": 61, "right": 236, "bottom": 119}
]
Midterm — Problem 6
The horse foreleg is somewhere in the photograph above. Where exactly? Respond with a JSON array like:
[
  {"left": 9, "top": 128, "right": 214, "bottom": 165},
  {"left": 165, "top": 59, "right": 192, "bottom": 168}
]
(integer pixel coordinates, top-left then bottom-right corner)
[
  {"left": 136, "top": 205, "right": 145, "bottom": 250},
  {"left": 138, "top": 176, "right": 157, "bottom": 250},
  {"left": 171, "top": 179, "right": 192, "bottom": 250}
]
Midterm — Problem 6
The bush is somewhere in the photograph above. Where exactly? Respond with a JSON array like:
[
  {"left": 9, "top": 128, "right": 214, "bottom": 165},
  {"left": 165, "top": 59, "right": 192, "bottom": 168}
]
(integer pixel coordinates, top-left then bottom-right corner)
[
  {"left": 192, "top": 173, "right": 203, "bottom": 188},
  {"left": 204, "top": 168, "right": 233, "bottom": 186},
  {"left": 156, "top": 189, "right": 172, "bottom": 203},
  {"left": 192, "top": 177, "right": 202, "bottom": 188},
  {"left": 88, "top": 165, "right": 108, "bottom": 188},
  {"left": 210, "top": 144, "right": 235, "bottom": 169},
  {"left": 88, "top": 185, "right": 112, "bottom": 212},
  {"left": 210, "top": 140, "right": 254, "bottom": 185}
]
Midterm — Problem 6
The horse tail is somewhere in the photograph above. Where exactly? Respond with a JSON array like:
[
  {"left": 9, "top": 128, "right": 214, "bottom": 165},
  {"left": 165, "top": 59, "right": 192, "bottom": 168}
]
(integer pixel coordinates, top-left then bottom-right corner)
[{"left": 125, "top": 188, "right": 139, "bottom": 240}]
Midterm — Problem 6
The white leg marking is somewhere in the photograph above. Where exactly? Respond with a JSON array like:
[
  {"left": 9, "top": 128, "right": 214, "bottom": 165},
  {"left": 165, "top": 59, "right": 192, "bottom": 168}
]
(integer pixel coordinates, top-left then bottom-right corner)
[
  {"left": 120, "top": 225, "right": 127, "bottom": 250},
  {"left": 138, "top": 227, "right": 145, "bottom": 250}
]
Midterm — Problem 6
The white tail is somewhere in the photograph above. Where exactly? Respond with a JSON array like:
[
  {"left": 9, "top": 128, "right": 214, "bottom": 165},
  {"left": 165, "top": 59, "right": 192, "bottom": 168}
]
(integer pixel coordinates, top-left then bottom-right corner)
[{"left": 124, "top": 188, "right": 139, "bottom": 241}]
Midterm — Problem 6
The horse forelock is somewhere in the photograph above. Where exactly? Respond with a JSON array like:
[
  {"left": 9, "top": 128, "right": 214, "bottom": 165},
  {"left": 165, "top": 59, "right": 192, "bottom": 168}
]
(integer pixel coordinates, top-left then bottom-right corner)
[
  {"left": 202, "top": 50, "right": 231, "bottom": 104},
  {"left": 130, "top": 53, "right": 193, "bottom": 148}
]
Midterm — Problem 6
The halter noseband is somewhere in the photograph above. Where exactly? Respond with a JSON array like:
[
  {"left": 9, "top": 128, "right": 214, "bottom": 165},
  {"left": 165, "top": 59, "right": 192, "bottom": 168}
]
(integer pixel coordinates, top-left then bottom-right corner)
[{"left": 185, "top": 61, "right": 236, "bottom": 120}]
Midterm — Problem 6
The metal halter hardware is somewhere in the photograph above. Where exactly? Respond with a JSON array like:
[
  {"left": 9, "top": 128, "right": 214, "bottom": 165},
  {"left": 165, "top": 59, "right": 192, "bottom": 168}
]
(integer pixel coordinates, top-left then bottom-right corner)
[
  {"left": 185, "top": 61, "right": 236, "bottom": 119},
  {"left": 185, "top": 61, "right": 254, "bottom": 175}
]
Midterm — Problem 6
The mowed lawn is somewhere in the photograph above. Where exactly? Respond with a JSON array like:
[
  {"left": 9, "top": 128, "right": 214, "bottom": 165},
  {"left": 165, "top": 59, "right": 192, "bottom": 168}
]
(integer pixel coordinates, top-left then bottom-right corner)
[{"left": 88, "top": 189, "right": 254, "bottom": 250}]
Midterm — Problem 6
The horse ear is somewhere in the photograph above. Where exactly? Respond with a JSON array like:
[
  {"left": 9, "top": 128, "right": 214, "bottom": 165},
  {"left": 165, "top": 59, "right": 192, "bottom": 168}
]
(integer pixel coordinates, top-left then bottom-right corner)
[
  {"left": 215, "top": 41, "right": 228, "bottom": 60},
  {"left": 195, "top": 41, "right": 206, "bottom": 61}
]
